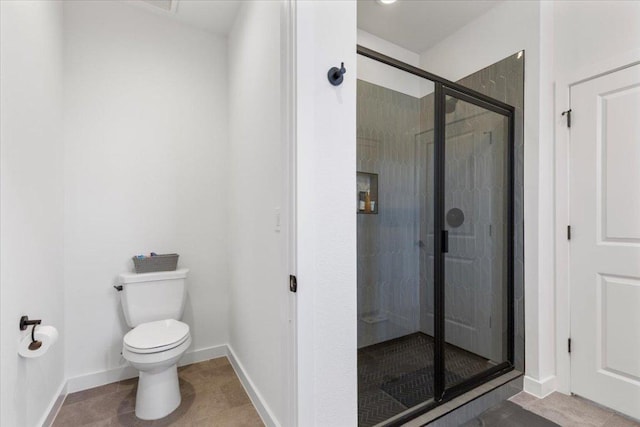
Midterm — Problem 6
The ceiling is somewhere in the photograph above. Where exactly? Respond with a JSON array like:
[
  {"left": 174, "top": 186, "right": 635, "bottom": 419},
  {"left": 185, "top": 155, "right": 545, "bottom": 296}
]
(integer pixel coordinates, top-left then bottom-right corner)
[
  {"left": 358, "top": 0, "right": 503, "bottom": 53},
  {"left": 132, "top": 0, "right": 502, "bottom": 50},
  {"left": 137, "top": 0, "right": 241, "bottom": 36}
]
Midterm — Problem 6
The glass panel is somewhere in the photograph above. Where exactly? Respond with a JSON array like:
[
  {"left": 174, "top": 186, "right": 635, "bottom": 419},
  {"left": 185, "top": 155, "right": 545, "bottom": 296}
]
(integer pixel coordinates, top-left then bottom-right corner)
[
  {"left": 356, "top": 55, "right": 436, "bottom": 425},
  {"left": 443, "top": 95, "right": 509, "bottom": 389}
]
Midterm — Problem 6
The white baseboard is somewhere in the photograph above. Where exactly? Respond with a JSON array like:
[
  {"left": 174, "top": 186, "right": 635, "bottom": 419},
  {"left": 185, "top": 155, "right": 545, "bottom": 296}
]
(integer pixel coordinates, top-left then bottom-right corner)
[
  {"left": 178, "top": 344, "right": 227, "bottom": 368},
  {"left": 523, "top": 374, "right": 557, "bottom": 398},
  {"left": 66, "top": 365, "right": 138, "bottom": 394},
  {"left": 39, "top": 380, "right": 67, "bottom": 427},
  {"left": 226, "top": 345, "right": 280, "bottom": 427},
  {"left": 66, "top": 344, "right": 227, "bottom": 393}
]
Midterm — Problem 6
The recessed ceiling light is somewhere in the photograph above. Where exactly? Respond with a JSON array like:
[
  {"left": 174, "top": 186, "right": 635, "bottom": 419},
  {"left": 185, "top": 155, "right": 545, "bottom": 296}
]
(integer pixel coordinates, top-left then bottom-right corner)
[{"left": 377, "top": 0, "right": 397, "bottom": 5}]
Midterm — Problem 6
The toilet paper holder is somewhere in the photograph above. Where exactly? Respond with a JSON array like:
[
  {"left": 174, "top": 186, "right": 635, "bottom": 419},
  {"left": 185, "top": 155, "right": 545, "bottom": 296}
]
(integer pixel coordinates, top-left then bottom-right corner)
[{"left": 19, "top": 315, "right": 43, "bottom": 351}]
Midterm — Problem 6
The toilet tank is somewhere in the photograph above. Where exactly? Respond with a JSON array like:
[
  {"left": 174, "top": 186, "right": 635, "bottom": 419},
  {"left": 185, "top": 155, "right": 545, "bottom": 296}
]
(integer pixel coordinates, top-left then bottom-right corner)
[{"left": 118, "top": 269, "right": 189, "bottom": 327}]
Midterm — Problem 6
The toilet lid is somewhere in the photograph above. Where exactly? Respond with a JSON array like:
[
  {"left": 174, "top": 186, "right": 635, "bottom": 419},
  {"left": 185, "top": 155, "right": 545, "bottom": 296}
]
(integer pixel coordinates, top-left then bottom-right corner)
[{"left": 124, "top": 319, "right": 190, "bottom": 352}]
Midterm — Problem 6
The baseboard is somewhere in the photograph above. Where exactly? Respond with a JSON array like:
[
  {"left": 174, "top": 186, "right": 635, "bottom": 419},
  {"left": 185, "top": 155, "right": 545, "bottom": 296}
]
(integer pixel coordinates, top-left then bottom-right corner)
[
  {"left": 226, "top": 345, "right": 280, "bottom": 427},
  {"left": 66, "top": 365, "right": 138, "bottom": 394},
  {"left": 523, "top": 374, "right": 557, "bottom": 398},
  {"left": 66, "top": 344, "right": 227, "bottom": 393},
  {"left": 178, "top": 344, "right": 227, "bottom": 367},
  {"left": 39, "top": 380, "right": 67, "bottom": 427}
]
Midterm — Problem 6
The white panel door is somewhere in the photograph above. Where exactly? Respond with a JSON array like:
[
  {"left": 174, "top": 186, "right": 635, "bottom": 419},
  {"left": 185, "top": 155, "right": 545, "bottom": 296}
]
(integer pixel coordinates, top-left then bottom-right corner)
[{"left": 570, "top": 63, "right": 640, "bottom": 419}]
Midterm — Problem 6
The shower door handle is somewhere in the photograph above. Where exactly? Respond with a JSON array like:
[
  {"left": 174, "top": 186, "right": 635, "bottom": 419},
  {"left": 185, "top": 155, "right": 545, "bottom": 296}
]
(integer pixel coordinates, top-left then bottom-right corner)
[{"left": 441, "top": 230, "right": 449, "bottom": 253}]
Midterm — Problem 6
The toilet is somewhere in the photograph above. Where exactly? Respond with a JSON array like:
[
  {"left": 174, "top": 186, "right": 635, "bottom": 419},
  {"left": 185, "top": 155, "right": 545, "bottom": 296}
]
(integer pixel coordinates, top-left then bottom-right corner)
[{"left": 117, "top": 268, "right": 191, "bottom": 420}]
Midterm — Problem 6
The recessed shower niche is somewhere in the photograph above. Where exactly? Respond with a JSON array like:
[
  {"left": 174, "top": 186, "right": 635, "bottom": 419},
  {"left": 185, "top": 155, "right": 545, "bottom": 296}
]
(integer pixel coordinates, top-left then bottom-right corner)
[
  {"left": 357, "top": 172, "right": 379, "bottom": 214},
  {"left": 357, "top": 48, "right": 524, "bottom": 426}
]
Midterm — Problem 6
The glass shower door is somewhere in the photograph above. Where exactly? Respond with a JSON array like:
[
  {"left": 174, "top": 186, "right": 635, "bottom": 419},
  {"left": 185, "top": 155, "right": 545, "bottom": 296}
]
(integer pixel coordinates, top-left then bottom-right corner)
[
  {"left": 437, "top": 87, "right": 514, "bottom": 393},
  {"left": 357, "top": 45, "right": 518, "bottom": 425}
]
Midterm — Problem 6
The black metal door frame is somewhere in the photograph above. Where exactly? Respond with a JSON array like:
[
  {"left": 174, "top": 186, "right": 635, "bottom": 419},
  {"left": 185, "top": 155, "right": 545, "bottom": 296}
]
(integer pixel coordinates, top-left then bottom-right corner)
[
  {"left": 435, "top": 83, "right": 515, "bottom": 402},
  {"left": 357, "top": 45, "right": 516, "bottom": 425}
]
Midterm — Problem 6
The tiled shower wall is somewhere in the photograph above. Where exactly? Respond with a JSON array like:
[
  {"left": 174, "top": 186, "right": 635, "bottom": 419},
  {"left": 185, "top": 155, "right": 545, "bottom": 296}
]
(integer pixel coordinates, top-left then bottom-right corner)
[
  {"left": 357, "top": 54, "right": 524, "bottom": 368},
  {"left": 357, "top": 81, "right": 422, "bottom": 348}
]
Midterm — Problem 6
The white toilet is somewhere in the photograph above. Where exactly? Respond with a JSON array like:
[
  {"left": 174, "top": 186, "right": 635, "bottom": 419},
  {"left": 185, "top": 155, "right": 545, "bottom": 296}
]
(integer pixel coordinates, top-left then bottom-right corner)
[{"left": 117, "top": 268, "right": 191, "bottom": 420}]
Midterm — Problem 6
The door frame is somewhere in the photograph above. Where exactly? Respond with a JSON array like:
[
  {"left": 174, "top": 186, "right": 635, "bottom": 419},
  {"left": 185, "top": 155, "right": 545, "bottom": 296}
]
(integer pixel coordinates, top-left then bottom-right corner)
[
  {"left": 282, "top": 0, "right": 297, "bottom": 425},
  {"left": 554, "top": 47, "right": 640, "bottom": 395}
]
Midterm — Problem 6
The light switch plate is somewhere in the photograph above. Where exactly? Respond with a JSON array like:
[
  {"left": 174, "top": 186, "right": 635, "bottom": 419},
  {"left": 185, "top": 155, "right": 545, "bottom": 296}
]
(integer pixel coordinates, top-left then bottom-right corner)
[{"left": 275, "top": 208, "right": 281, "bottom": 232}]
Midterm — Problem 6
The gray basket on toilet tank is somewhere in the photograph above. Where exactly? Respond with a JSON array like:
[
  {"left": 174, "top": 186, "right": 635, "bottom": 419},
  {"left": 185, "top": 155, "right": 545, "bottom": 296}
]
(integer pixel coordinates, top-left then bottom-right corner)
[{"left": 132, "top": 254, "right": 179, "bottom": 274}]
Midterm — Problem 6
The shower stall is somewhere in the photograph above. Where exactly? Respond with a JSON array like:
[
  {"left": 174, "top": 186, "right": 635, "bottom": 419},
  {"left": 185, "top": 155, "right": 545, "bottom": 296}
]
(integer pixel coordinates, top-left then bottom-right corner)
[{"left": 357, "top": 47, "right": 524, "bottom": 426}]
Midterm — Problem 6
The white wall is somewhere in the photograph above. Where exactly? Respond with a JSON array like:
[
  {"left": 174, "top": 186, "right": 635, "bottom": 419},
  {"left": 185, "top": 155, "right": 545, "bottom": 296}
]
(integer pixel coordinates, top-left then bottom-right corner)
[
  {"left": 418, "top": 0, "right": 557, "bottom": 396},
  {"left": 554, "top": 1, "right": 640, "bottom": 77},
  {"left": 63, "top": 1, "right": 229, "bottom": 385},
  {"left": 0, "top": 2, "right": 66, "bottom": 426},
  {"left": 296, "top": 1, "right": 358, "bottom": 425},
  {"left": 227, "top": 1, "right": 289, "bottom": 425}
]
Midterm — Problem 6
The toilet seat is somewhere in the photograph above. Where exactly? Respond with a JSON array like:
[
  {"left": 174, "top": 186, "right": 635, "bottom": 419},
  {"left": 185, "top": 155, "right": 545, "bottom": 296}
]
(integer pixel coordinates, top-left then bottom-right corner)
[{"left": 124, "top": 319, "right": 190, "bottom": 354}]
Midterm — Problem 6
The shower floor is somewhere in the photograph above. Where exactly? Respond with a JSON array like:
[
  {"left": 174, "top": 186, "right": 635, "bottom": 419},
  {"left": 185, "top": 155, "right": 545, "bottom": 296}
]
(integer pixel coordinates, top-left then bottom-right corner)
[{"left": 358, "top": 332, "right": 492, "bottom": 427}]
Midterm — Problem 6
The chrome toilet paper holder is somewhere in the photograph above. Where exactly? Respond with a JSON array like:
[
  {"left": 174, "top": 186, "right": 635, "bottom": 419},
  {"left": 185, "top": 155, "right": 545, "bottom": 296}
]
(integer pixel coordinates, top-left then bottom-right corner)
[{"left": 19, "top": 315, "right": 43, "bottom": 351}]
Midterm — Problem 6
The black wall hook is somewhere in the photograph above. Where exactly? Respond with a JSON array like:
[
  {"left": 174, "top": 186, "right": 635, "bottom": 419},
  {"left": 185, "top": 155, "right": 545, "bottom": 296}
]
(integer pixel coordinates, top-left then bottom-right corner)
[{"left": 328, "top": 62, "right": 346, "bottom": 86}]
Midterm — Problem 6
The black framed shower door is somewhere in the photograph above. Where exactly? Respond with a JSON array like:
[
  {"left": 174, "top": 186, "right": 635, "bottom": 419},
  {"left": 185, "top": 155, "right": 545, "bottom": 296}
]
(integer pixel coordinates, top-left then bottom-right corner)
[{"left": 357, "top": 45, "right": 515, "bottom": 425}]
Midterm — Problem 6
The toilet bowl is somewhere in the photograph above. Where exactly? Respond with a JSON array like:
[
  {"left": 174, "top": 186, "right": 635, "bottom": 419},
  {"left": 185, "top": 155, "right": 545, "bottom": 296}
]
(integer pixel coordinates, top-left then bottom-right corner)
[
  {"left": 122, "top": 319, "right": 191, "bottom": 420},
  {"left": 117, "top": 268, "right": 190, "bottom": 420}
]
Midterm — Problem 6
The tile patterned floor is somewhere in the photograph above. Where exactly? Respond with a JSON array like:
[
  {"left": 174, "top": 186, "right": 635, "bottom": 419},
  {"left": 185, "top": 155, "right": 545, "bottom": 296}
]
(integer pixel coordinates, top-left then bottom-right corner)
[
  {"left": 509, "top": 391, "right": 640, "bottom": 427},
  {"left": 358, "top": 333, "right": 493, "bottom": 427},
  {"left": 52, "top": 357, "right": 264, "bottom": 427}
]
